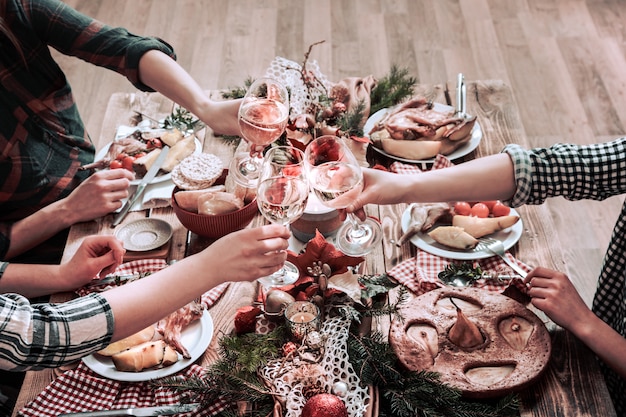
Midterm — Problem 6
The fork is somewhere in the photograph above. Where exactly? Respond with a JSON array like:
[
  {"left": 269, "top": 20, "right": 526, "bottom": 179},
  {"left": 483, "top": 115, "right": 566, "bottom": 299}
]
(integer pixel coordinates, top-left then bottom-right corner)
[{"left": 476, "top": 237, "right": 528, "bottom": 278}]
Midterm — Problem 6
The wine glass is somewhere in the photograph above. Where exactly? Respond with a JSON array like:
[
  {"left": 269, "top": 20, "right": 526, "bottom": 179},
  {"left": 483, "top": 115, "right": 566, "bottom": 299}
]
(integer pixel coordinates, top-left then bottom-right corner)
[
  {"left": 304, "top": 135, "right": 383, "bottom": 256},
  {"left": 256, "top": 146, "right": 309, "bottom": 286},
  {"left": 230, "top": 77, "right": 290, "bottom": 188}
]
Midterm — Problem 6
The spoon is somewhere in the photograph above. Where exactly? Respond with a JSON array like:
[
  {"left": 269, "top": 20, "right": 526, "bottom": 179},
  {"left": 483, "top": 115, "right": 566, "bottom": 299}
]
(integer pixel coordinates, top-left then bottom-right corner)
[{"left": 440, "top": 274, "right": 518, "bottom": 288}]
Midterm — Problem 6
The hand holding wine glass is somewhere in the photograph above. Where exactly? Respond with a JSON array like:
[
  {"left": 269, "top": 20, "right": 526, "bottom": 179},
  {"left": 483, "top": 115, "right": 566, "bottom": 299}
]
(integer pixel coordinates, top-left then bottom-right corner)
[
  {"left": 230, "top": 77, "right": 290, "bottom": 187},
  {"left": 304, "top": 135, "right": 382, "bottom": 256},
  {"left": 256, "top": 146, "right": 309, "bottom": 286}
]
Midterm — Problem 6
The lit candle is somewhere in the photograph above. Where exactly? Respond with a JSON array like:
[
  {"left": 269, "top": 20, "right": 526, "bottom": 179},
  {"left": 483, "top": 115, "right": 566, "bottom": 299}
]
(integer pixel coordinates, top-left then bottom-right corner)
[
  {"left": 284, "top": 301, "right": 321, "bottom": 341},
  {"left": 290, "top": 312, "right": 317, "bottom": 323}
]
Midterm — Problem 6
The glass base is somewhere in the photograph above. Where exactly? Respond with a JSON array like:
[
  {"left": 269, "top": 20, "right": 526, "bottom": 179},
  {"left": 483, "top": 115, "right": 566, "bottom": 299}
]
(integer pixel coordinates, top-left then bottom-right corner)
[
  {"left": 335, "top": 217, "right": 383, "bottom": 257},
  {"left": 229, "top": 154, "right": 262, "bottom": 188},
  {"left": 258, "top": 260, "right": 300, "bottom": 288}
]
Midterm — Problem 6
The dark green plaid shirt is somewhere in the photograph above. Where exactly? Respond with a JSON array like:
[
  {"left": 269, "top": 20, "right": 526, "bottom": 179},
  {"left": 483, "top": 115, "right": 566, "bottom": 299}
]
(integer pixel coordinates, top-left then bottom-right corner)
[
  {"left": 0, "top": 0, "right": 175, "bottom": 259},
  {"left": 504, "top": 140, "right": 626, "bottom": 415}
]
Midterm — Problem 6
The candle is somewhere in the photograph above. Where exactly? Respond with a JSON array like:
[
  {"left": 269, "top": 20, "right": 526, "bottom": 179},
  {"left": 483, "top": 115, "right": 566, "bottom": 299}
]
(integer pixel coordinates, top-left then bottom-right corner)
[
  {"left": 284, "top": 301, "right": 321, "bottom": 341},
  {"left": 291, "top": 192, "right": 343, "bottom": 242},
  {"left": 291, "top": 312, "right": 317, "bottom": 323}
]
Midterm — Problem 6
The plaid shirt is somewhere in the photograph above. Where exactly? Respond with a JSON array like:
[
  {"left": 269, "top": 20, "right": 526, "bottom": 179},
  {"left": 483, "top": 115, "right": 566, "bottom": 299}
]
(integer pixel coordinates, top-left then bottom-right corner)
[
  {"left": 504, "top": 140, "right": 626, "bottom": 414},
  {"left": 0, "top": 0, "right": 175, "bottom": 259},
  {"left": 0, "top": 288, "right": 114, "bottom": 371}
]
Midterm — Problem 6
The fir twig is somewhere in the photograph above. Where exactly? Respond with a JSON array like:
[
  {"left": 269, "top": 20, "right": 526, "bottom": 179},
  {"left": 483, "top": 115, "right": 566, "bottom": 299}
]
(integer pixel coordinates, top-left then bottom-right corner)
[{"left": 370, "top": 65, "right": 417, "bottom": 114}]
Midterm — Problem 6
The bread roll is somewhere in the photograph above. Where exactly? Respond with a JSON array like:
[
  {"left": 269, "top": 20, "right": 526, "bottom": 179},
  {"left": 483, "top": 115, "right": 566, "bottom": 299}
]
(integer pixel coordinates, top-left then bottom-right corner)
[
  {"left": 111, "top": 340, "right": 179, "bottom": 372},
  {"left": 97, "top": 325, "right": 156, "bottom": 357},
  {"left": 198, "top": 191, "right": 244, "bottom": 215},
  {"left": 174, "top": 186, "right": 226, "bottom": 212}
]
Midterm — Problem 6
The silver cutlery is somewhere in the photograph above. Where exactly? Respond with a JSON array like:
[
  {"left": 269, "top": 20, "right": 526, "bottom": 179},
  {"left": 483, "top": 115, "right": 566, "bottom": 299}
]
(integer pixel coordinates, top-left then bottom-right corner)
[
  {"left": 112, "top": 145, "right": 170, "bottom": 227},
  {"left": 57, "top": 403, "right": 199, "bottom": 417},
  {"left": 476, "top": 237, "right": 528, "bottom": 278}
]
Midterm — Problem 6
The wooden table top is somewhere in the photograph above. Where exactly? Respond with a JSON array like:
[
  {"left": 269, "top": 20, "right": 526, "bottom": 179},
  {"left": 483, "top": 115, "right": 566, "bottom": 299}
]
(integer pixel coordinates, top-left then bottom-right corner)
[{"left": 11, "top": 81, "right": 616, "bottom": 417}]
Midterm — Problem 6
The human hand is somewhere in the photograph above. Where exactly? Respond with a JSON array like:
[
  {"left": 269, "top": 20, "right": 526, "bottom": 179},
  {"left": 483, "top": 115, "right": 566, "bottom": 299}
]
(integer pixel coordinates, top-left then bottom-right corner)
[
  {"left": 343, "top": 168, "right": 407, "bottom": 221},
  {"left": 60, "top": 235, "right": 126, "bottom": 288},
  {"left": 199, "top": 224, "right": 291, "bottom": 282},
  {"left": 63, "top": 169, "right": 134, "bottom": 223},
  {"left": 524, "top": 266, "right": 592, "bottom": 331}
]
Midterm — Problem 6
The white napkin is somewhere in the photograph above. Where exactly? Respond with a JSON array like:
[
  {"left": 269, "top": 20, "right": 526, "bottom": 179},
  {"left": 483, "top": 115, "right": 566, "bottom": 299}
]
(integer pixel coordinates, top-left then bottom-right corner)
[{"left": 119, "top": 179, "right": 175, "bottom": 212}]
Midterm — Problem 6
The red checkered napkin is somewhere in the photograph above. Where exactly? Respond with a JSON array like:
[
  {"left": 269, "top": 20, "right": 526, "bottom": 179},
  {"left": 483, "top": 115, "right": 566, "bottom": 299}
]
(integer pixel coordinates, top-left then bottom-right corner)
[
  {"left": 387, "top": 156, "right": 531, "bottom": 296},
  {"left": 388, "top": 250, "right": 531, "bottom": 296},
  {"left": 18, "top": 260, "right": 231, "bottom": 417},
  {"left": 17, "top": 362, "right": 228, "bottom": 417}
]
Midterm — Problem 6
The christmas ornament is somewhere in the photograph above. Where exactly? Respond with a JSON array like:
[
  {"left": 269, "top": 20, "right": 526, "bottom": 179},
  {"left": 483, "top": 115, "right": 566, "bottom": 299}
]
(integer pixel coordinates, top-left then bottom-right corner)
[
  {"left": 332, "top": 381, "right": 349, "bottom": 397},
  {"left": 301, "top": 393, "right": 348, "bottom": 417}
]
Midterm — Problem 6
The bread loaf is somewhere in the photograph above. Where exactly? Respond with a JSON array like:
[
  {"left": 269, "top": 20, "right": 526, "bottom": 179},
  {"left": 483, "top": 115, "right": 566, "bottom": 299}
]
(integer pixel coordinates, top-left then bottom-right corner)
[
  {"left": 198, "top": 191, "right": 244, "bottom": 215},
  {"left": 97, "top": 325, "right": 156, "bottom": 357},
  {"left": 174, "top": 186, "right": 226, "bottom": 212},
  {"left": 111, "top": 340, "right": 179, "bottom": 372}
]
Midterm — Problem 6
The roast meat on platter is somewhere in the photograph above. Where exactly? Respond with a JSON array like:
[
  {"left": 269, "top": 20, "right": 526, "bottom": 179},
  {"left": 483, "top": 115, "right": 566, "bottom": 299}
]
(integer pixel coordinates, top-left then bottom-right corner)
[{"left": 369, "top": 97, "right": 477, "bottom": 160}]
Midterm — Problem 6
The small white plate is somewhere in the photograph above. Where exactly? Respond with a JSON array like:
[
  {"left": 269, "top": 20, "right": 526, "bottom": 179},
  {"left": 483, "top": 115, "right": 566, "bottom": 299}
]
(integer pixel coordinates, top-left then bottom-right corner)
[
  {"left": 114, "top": 218, "right": 173, "bottom": 251},
  {"left": 401, "top": 207, "right": 523, "bottom": 260},
  {"left": 364, "top": 103, "right": 482, "bottom": 164},
  {"left": 82, "top": 311, "right": 214, "bottom": 382}
]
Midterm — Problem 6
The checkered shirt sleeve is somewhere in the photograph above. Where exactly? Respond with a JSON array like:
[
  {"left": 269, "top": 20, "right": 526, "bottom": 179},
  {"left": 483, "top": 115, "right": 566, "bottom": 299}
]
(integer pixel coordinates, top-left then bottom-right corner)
[{"left": 503, "top": 139, "right": 626, "bottom": 414}]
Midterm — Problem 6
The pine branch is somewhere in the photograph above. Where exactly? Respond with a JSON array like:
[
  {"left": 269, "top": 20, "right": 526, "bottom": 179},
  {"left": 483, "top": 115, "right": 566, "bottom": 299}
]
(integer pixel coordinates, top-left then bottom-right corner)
[{"left": 370, "top": 65, "right": 417, "bottom": 114}]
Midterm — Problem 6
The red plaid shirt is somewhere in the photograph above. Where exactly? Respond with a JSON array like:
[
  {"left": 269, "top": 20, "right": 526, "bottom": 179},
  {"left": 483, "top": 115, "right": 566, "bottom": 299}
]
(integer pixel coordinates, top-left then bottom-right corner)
[{"left": 0, "top": 0, "right": 176, "bottom": 259}]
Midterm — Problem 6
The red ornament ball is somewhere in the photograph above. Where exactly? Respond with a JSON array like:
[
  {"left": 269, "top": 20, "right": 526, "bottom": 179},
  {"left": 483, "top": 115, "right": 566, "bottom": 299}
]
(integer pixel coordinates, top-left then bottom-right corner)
[{"left": 301, "top": 393, "right": 348, "bottom": 417}]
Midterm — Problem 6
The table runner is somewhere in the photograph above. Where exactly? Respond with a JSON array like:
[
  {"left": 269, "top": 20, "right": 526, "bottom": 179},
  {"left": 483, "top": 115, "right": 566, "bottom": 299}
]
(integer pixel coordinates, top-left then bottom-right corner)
[{"left": 18, "top": 260, "right": 230, "bottom": 417}]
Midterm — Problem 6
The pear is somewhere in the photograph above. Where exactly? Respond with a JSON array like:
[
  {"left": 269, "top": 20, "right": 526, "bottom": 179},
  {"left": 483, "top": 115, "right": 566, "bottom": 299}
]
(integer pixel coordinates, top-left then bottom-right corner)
[
  {"left": 429, "top": 226, "right": 478, "bottom": 250},
  {"left": 452, "top": 215, "right": 520, "bottom": 239},
  {"left": 448, "top": 298, "right": 484, "bottom": 348}
]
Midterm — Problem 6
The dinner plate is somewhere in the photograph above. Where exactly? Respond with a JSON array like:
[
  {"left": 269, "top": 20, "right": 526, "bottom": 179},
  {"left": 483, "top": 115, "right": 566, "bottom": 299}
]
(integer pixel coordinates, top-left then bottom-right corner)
[
  {"left": 114, "top": 218, "right": 173, "bottom": 251},
  {"left": 82, "top": 310, "right": 214, "bottom": 382},
  {"left": 364, "top": 103, "right": 482, "bottom": 164},
  {"left": 94, "top": 134, "right": 202, "bottom": 185},
  {"left": 401, "top": 206, "right": 523, "bottom": 260}
]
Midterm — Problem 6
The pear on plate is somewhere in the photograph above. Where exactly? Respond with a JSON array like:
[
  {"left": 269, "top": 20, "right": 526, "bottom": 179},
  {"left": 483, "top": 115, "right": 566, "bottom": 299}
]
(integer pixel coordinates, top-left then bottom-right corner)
[
  {"left": 428, "top": 226, "right": 478, "bottom": 250},
  {"left": 452, "top": 215, "right": 520, "bottom": 239}
]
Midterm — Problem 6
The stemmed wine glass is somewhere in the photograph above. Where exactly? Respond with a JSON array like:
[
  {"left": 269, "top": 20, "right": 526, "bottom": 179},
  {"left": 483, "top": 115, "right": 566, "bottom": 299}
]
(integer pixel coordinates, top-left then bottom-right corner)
[
  {"left": 230, "top": 77, "right": 290, "bottom": 188},
  {"left": 256, "top": 146, "right": 309, "bottom": 286},
  {"left": 304, "top": 135, "right": 383, "bottom": 256}
]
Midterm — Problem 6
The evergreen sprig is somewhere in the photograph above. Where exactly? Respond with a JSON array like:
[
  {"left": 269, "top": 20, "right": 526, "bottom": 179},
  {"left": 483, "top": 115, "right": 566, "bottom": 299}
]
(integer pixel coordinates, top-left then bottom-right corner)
[{"left": 369, "top": 65, "right": 417, "bottom": 114}]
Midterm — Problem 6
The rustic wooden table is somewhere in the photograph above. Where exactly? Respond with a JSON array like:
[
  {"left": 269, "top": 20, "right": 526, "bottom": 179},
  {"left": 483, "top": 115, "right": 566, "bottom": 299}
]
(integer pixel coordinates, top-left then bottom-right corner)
[{"left": 11, "top": 81, "right": 617, "bottom": 417}]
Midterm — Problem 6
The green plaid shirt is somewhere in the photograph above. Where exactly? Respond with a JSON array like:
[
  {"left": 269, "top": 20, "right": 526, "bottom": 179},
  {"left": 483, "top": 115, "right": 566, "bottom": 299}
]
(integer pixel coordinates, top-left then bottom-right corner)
[
  {"left": 0, "top": 0, "right": 175, "bottom": 259},
  {"left": 504, "top": 139, "right": 626, "bottom": 414}
]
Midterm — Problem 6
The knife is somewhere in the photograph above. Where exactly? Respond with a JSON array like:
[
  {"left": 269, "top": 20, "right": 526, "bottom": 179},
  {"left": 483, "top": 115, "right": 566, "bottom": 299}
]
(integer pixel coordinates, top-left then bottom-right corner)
[
  {"left": 57, "top": 403, "right": 199, "bottom": 417},
  {"left": 112, "top": 145, "right": 170, "bottom": 227},
  {"left": 456, "top": 73, "right": 466, "bottom": 116}
]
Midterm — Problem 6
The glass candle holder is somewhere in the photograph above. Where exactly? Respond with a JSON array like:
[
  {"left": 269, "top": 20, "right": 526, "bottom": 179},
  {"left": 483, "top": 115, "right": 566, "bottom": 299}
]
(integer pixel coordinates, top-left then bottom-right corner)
[{"left": 284, "top": 301, "right": 321, "bottom": 341}]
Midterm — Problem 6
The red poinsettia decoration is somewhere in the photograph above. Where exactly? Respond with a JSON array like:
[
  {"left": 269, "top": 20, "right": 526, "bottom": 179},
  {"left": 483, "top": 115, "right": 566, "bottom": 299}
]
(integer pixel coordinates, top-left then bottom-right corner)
[
  {"left": 233, "top": 231, "right": 364, "bottom": 334},
  {"left": 284, "top": 230, "right": 364, "bottom": 298}
]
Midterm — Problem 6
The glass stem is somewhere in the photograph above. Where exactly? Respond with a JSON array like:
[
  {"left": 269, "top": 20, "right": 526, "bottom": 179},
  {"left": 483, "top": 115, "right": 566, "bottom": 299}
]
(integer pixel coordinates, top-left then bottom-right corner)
[{"left": 346, "top": 213, "right": 367, "bottom": 238}]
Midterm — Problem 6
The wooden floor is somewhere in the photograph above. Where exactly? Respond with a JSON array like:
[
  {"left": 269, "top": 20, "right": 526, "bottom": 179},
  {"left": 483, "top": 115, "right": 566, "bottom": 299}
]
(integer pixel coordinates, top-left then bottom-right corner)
[{"left": 55, "top": 0, "right": 626, "bottom": 306}]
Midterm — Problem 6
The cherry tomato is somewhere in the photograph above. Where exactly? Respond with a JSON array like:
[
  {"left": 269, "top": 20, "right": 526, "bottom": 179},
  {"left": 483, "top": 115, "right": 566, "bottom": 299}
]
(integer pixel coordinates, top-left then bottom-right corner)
[
  {"left": 133, "top": 152, "right": 147, "bottom": 160},
  {"left": 115, "top": 152, "right": 127, "bottom": 161},
  {"left": 470, "top": 202, "right": 490, "bottom": 218},
  {"left": 109, "top": 160, "right": 123, "bottom": 169},
  {"left": 492, "top": 201, "right": 511, "bottom": 217},
  {"left": 146, "top": 138, "right": 163, "bottom": 149},
  {"left": 121, "top": 155, "right": 135, "bottom": 171},
  {"left": 481, "top": 200, "right": 498, "bottom": 212},
  {"left": 454, "top": 201, "right": 472, "bottom": 216}
]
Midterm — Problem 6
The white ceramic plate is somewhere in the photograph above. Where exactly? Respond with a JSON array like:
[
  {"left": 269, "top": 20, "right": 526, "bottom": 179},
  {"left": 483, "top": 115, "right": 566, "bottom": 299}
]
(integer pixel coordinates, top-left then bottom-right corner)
[
  {"left": 114, "top": 218, "right": 173, "bottom": 251},
  {"left": 401, "top": 207, "right": 523, "bottom": 260},
  {"left": 82, "top": 310, "right": 214, "bottom": 382},
  {"left": 95, "top": 136, "right": 202, "bottom": 185},
  {"left": 364, "top": 103, "right": 482, "bottom": 164}
]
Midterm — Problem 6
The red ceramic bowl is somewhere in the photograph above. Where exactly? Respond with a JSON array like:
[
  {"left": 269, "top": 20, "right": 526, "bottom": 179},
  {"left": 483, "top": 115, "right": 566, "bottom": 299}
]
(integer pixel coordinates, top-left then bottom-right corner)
[{"left": 171, "top": 171, "right": 258, "bottom": 239}]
